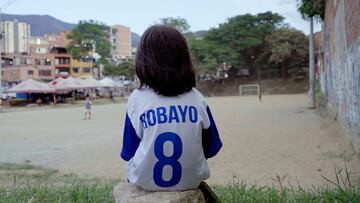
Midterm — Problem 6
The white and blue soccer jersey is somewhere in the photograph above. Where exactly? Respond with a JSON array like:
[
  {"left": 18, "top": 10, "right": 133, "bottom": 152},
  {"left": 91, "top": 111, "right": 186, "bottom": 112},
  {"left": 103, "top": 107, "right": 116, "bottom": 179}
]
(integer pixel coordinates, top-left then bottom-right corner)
[{"left": 121, "top": 87, "right": 222, "bottom": 191}]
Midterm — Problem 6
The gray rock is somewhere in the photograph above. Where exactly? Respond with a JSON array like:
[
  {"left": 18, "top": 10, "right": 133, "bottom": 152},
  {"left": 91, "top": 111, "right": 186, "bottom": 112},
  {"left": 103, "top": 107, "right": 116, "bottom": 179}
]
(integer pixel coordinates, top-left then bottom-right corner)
[{"left": 113, "top": 182, "right": 205, "bottom": 203}]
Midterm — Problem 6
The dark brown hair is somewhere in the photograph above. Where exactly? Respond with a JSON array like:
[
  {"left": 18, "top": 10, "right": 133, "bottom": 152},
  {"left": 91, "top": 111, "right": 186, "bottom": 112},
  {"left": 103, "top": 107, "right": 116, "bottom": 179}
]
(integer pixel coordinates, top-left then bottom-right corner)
[{"left": 135, "top": 25, "right": 195, "bottom": 96}]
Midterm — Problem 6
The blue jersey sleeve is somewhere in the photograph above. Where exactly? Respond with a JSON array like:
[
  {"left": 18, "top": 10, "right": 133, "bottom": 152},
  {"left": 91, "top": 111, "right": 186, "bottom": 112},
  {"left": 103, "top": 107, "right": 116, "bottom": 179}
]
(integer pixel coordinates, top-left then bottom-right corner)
[
  {"left": 202, "top": 106, "right": 222, "bottom": 159},
  {"left": 121, "top": 112, "right": 141, "bottom": 161}
]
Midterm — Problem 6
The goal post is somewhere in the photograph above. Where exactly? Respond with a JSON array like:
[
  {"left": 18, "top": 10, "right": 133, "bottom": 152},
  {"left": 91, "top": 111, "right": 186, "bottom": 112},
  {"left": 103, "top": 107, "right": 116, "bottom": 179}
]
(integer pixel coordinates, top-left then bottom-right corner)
[{"left": 239, "top": 84, "right": 260, "bottom": 96}]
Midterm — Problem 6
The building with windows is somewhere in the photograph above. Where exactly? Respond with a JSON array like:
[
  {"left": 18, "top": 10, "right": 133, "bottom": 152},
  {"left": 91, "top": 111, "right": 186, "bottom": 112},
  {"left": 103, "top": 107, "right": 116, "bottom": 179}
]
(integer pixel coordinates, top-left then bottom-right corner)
[
  {"left": 46, "top": 31, "right": 71, "bottom": 48},
  {"left": 29, "top": 37, "right": 54, "bottom": 81},
  {"left": 1, "top": 55, "right": 38, "bottom": 85},
  {"left": 51, "top": 47, "right": 71, "bottom": 77},
  {"left": 110, "top": 25, "right": 132, "bottom": 62},
  {"left": 0, "top": 20, "right": 30, "bottom": 54},
  {"left": 70, "top": 58, "right": 93, "bottom": 78}
]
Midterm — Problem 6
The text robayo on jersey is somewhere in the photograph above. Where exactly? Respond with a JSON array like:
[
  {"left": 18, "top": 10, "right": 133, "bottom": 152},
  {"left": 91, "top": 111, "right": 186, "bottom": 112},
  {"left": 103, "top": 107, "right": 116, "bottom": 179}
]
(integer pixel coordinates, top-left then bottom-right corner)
[{"left": 140, "top": 105, "right": 199, "bottom": 129}]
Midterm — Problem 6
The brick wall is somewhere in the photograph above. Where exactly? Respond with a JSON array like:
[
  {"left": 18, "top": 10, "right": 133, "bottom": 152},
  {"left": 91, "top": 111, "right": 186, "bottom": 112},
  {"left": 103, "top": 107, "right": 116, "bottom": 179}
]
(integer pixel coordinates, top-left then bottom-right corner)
[
  {"left": 344, "top": 0, "right": 360, "bottom": 46},
  {"left": 321, "top": 0, "right": 360, "bottom": 151}
]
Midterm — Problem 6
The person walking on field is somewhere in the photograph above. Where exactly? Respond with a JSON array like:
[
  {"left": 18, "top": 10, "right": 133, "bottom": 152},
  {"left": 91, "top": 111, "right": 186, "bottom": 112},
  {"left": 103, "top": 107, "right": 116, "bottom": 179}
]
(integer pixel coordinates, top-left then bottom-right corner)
[{"left": 84, "top": 95, "right": 92, "bottom": 120}]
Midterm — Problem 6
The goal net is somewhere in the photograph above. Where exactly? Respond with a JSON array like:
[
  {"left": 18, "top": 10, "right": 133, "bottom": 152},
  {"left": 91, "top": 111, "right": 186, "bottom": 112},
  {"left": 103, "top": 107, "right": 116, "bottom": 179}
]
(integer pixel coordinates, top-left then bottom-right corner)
[{"left": 239, "top": 84, "right": 260, "bottom": 96}]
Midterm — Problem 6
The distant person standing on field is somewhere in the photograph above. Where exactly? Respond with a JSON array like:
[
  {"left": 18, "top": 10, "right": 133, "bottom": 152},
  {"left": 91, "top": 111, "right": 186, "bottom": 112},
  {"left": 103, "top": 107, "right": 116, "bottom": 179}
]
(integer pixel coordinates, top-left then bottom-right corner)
[{"left": 84, "top": 95, "right": 92, "bottom": 120}]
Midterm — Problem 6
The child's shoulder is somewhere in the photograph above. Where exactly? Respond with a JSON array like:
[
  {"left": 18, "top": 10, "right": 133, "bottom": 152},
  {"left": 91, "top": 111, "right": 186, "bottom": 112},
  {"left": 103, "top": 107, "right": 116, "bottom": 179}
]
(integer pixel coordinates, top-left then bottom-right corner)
[
  {"left": 128, "top": 87, "right": 153, "bottom": 101},
  {"left": 183, "top": 88, "right": 206, "bottom": 104},
  {"left": 191, "top": 88, "right": 205, "bottom": 99},
  {"left": 127, "top": 87, "right": 207, "bottom": 109}
]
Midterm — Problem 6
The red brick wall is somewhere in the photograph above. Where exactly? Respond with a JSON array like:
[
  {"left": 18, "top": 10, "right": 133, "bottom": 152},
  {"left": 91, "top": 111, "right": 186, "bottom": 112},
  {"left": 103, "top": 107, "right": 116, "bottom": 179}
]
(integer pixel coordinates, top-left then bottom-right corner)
[
  {"left": 324, "top": 0, "right": 336, "bottom": 57},
  {"left": 322, "top": 0, "right": 360, "bottom": 151},
  {"left": 344, "top": 0, "right": 360, "bottom": 46}
]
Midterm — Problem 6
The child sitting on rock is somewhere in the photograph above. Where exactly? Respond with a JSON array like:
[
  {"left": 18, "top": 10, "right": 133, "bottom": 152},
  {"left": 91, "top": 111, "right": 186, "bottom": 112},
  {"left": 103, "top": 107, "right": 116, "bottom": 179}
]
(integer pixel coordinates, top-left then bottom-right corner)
[{"left": 120, "top": 25, "right": 222, "bottom": 198}]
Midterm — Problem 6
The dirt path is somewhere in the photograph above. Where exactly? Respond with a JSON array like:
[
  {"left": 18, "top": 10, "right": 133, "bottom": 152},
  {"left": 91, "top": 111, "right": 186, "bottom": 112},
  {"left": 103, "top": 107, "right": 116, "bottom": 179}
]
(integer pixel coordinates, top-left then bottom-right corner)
[{"left": 0, "top": 94, "right": 359, "bottom": 187}]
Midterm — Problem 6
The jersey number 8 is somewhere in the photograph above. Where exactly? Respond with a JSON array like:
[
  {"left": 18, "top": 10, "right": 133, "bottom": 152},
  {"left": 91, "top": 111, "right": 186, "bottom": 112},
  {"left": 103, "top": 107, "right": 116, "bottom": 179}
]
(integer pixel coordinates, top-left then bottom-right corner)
[{"left": 153, "top": 132, "right": 182, "bottom": 187}]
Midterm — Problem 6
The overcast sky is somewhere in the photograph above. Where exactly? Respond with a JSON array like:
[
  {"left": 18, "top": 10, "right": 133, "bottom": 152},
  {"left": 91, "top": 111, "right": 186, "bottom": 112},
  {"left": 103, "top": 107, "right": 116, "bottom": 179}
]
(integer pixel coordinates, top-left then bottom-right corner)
[{"left": 3, "top": 0, "right": 321, "bottom": 35}]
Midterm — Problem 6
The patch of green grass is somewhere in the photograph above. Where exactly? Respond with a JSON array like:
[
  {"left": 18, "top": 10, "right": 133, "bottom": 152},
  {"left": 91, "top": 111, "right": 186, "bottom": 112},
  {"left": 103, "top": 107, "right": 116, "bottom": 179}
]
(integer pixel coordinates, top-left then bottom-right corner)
[
  {"left": 0, "top": 162, "right": 117, "bottom": 203},
  {"left": 1, "top": 162, "right": 360, "bottom": 203},
  {"left": 0, "top": 182, "right": 116, "bottom": 203},
  {"left": 214, "top": 182, "right": 360, "bottom": 203},
  {"left": 215, "top": 165, "right": 360, "bottom": 203}
]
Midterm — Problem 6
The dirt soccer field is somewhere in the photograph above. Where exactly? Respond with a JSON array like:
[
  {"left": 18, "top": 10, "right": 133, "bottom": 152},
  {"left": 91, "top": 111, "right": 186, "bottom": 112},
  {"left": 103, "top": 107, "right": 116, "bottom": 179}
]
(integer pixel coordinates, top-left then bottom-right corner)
[{"left": 0, "top": 94, "right": 359, "bottom": 187}]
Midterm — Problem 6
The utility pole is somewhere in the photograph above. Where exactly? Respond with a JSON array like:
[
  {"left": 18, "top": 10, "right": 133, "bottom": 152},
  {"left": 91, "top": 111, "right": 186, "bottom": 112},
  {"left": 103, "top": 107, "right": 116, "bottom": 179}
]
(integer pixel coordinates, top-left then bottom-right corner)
[{"left": 308, "top": 16, "right": 316, "bottom": 109}]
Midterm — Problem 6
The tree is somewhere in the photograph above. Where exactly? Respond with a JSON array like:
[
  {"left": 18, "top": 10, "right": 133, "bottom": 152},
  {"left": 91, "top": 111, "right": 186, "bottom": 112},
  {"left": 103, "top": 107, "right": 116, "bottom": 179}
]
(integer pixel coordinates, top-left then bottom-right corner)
[
  {"left": 117, "top": 60, "right": 135, "bottom": 79},
  {"left": 188, "top": 37, "right": 236, "bottom": 74},
  {"left": 297, "top": 0, "right": 324, "bottom": 108},
  {"left": 67, "top": 20, "right": 111, "bottom": 74},
  {"left": 191, "top": 12, "right": 284, "bottom": 77},
  {"left": 102, "top": 62, "right": 119, "bottom": 77},
  {"left": 103, "top": 60, "right": 135, "bottom": 79},
  {"left": 156, "top": 17, "right": 190, "bottom": 33},
  {"left": 265, "top": 27, "right": 308, "bottom": 79},
  {"left": 297, "top": 0, "right": 325, "bottom": 20}
]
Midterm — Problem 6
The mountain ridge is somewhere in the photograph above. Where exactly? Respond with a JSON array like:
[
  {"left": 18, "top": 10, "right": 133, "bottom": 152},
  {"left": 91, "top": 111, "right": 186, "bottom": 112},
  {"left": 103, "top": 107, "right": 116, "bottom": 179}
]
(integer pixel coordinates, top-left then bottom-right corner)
[{"left": 2, "top": 13, "right": 141, "bottom": 47}]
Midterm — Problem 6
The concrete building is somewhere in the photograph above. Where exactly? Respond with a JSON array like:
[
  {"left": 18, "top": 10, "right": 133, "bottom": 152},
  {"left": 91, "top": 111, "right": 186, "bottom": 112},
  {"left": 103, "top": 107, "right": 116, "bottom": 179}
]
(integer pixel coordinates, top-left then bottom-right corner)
[
  {"left": 70, "top": 58, "right": 93, "bottom": 78},
  {"left": 1, "top": 30, "right": 96, "bottom": 84},
  {"left": 1, "top": 20, "right": 30, "bottom": 54},
  {"left": 29, "top": 37, "right": 55, "bottom": 81},
  {"left": 1, "top": 55, "right": 38, "bottom": 84},
  {"left": 320, "top": 0, "right": 360, "bottom": 151},
  {"left": 110, "top": 25, "right": 132, "bottom": 62},
  {"left": 46, "top": 31, "right": 71, "bottom": 48},
  {"left": 51, "top": 47, "right": 71, "bottom": 77}
]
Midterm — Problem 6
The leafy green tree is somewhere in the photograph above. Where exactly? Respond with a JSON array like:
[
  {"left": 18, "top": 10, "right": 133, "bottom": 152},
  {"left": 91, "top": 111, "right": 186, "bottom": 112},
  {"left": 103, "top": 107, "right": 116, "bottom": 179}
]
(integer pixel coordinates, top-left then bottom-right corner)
[
  {"left": 103, "top": 60, "right": 135, "bottom": 79},
  {"left": 188, "top": 37, "right": 236, "bottom": 74},
  {"left": 189, "top": 12, "right": 284, "bottom": 78},
  {"left": 118, "top": 60, "right": 135, "bottom": 79},
  {"left": 265, "top": 27, "right": 308, "bottom": 79},
  {"left": 67, "top": 20, "right": 111, "bottom": 70},
  {"left": 102, "top": 62, "right": 119, "bottom": 77},
  {"left": 156, "top": 17, "right": 190, "bottom": 33},
  {"left": 297, "top": 0, "right": 325, "bottom": 19},
  {"left": 206, "top": 12, "right": 284, "bottom": 66}
]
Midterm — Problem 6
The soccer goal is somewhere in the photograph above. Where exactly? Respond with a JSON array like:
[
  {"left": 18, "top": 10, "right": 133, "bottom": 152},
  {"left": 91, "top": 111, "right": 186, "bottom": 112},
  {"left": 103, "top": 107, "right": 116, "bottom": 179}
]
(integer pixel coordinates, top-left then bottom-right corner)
[{"left": 239, "top": 84, "right": 260, "bottom": 96}]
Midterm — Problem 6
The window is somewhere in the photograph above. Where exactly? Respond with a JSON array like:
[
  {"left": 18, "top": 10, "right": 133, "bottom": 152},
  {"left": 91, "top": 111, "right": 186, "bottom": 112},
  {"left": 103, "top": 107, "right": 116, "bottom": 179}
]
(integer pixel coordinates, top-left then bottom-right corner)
[
  {"left": 26, "top": 58, "right": 32, "bottom": 65},
  {"left": 82, "top": 67, "right": 91, "bottom": 73},
  {"left": 72, "top": 67, "right": 79, "bottom": 73},
  {"left": 44, "top": 58, "right": 51, "bottom": 66},
  {"left": 113, "top": 38, "right": 116, "bottom": 43},
  {"left": 112, "top": 46, "right": 117, "bottom": 50},
  {"left": 36, "top": 48, "right": 47, "bottom": 54},
  {"left": 61, "top": 58, "right": 70, "bottom": 64},
  {"left": 35, "top": 59, "right": 41, "bottom": 65},
  {"left": 28, "top": 70, "right": 34, "bottom": 75},
  {"left": 39, "top": 70, "right": 51, "bottom": 76},
  {"left": 56, "top": 58, "right": 70, "bottom": 65},
  {"left": 20, "top": 58, "right": 27, "bottom": 65}
]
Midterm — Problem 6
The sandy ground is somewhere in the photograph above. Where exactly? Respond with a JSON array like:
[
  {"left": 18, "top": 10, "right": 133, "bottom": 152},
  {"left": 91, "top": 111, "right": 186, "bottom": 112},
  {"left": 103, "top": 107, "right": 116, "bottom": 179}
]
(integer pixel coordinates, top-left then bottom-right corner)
[{"left": 0, "top": 94, "right": 359, "bottom": 187}]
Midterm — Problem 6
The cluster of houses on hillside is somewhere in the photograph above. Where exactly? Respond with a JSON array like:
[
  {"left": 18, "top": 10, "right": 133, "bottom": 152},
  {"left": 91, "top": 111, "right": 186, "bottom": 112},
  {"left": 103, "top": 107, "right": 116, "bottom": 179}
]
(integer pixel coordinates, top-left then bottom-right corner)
[{"left": 0, "top": 20, "right": 134, "bottom": 89}]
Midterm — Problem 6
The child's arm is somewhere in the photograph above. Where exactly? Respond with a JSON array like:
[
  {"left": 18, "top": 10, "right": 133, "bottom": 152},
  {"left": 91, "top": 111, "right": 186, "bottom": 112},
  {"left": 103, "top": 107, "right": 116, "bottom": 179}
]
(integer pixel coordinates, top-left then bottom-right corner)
[
  {"left": 202, "top": 106, "right": 222, "bottom": 159},
  {"left": 121, "top": 113, "right": 141, "bottom": 161}
]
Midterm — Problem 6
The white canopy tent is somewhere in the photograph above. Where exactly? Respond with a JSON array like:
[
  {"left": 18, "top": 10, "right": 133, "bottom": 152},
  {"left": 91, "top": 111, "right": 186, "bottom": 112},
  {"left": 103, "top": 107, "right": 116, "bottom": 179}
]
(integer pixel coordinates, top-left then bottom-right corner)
[
  {"left": 79, "top": 77, "right": 106, "bottom": 88},
  {"left": 6, "top": 79, "right": 55, "bottom": 93},
  {"left": 50, "top": 76, "right": 86, "bottom": 92},
  {"left": 99, "top": 77, "right": 120, "bottom": 87}
]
